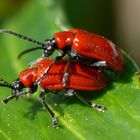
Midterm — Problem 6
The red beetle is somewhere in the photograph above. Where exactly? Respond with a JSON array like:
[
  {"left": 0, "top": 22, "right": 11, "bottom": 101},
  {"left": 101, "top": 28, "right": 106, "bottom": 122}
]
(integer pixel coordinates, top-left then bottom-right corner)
[
  {"left": 0, "top": 59, "right": 107, "bottom": 127},
  {"left": 0, "top": 29, "right": 124, "bottom": 72}
]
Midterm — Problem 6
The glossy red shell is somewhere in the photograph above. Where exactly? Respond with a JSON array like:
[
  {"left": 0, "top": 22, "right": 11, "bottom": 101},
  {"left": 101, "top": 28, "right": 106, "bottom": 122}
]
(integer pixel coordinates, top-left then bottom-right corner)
[
  {"left": 19, "top": 67, "right": 38, "bottom": 87},
  {"left": 54, "top": 29, "right": 124, "bottom": 72},
  {"left": 54, "top": 31, "right": 74, "bottom": 49},
  {"left": 19, "top": 59, "right": 107, "bottom": 90}
]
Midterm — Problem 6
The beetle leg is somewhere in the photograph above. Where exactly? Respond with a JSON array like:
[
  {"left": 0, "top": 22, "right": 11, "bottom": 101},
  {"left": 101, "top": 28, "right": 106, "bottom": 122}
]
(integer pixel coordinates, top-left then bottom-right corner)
[
  {"left": 90, "top": 61, "right": 107, "bottom": 67},
  {"left": 3, "top": 92, "right": 26, "bottom": 104},
  {"left": 35, "top": 52, "right": 66, "bottom": 85},
  {"left": 75, "top": 93, "right": 105, "bottom": 112},
  {"left": 62, "top": 61, "right": 70, "bottom": 87},
  {"left": 3, "top": 90, "right": 30, "bottom": 104},
  {"left": 66, "top": 89, "right": 105, "bottom": 112},
  {"left": 3, "top": 85, "right": 37, "bottom": 104},
  {"left": 39, "top": 91, "right": 58, "bottom": 127}
]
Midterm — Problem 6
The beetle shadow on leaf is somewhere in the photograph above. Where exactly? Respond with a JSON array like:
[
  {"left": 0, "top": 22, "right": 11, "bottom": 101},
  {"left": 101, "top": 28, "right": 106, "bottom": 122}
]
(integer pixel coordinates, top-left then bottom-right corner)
[
  {"left": 23, "top": 98, "right": 42, "bottom": 120},
  {"left": 102, "top": 54, "right": 138, "bottom": 85},
  {"left": 56, "top": 87, "right": 111, "bottom": 108},
  {"left": 23, "top": 80, "right": 114, "bottom": 121},
  {"left": 118, "top": 54, "right": 139, "bottom": 83},
  {"left": 23, "top": 94, "right": 65, "bottom": 120}
]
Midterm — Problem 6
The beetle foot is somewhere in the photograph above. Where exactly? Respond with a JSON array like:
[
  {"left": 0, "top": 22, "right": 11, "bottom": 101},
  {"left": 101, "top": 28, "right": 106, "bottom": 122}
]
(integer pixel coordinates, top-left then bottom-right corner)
[
  {"left": 65, "top": 89, "right": 75, "bottom": 96},
  {"left": 91, "top": 103, "right": 105, "bottom": 112},
  {"left": 2, "top": 94, "right": 17, "bottom": 104},
  {"left": 52, "top": 117, "right": 59, "bottom": 128},
  {"left": 2, "top": 98, "right": 9, "bottom": 104}
]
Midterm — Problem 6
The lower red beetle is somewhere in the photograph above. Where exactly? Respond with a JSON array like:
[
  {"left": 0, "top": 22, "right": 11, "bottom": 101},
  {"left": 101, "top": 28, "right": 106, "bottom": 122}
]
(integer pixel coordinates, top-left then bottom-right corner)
[{"left": 0, "top": 59, "right": 107, "bottom": 127}]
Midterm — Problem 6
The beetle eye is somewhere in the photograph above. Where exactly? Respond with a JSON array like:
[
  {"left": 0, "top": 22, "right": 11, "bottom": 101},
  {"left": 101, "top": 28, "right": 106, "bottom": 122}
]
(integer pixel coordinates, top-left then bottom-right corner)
[
  {"left": 12, "top": 80, "right": 23, "bottom": 91},
  {"left": 43, "top": 39, "right": 52, "bottom": 46},
  {"left": 47, "top": 46, "right": 52, "bottom": 50},
  {"left": 44, "top": 49, "right": 53, "bottom": 57}
]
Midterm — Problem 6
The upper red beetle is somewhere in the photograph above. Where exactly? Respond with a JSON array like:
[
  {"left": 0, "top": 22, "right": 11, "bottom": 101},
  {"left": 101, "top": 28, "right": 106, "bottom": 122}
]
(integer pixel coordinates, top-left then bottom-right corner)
[
  {"left": 0, "top": 29, "right": 124, "bottom": 72},
  {"left": 0, "top": 59, "right": 107, "bottom": 127}
]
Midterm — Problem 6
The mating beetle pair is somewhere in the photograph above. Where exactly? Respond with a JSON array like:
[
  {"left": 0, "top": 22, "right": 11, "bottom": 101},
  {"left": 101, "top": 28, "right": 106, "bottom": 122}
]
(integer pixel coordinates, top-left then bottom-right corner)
[{"left": 0, "top": 29, "right": 124, "bottom": 127}]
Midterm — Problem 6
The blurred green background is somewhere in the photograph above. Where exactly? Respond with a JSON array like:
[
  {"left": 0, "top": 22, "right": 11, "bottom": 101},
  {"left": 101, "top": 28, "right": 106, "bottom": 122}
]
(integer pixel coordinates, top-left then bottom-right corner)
[{"left": 0, "top": 0, "right": 140, "bottom": 140}]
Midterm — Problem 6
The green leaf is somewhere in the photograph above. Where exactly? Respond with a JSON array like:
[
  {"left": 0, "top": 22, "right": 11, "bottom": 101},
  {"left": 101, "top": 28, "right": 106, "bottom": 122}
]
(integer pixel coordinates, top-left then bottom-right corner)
[{"left": 0, "top": 0, "right": 140, "bottom": 140}]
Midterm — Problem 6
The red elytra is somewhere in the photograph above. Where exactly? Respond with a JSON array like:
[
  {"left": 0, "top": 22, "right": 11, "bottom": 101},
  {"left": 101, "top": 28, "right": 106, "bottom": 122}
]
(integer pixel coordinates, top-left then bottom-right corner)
[
  {"left": 20, "top": 59, "right": 107, "bottom": 90},
  {"left": 0, "top": 59, "right": 107, "bottom": 127},
  {"left": 54, "top": 29, "right": 124, "bottom": 72}
]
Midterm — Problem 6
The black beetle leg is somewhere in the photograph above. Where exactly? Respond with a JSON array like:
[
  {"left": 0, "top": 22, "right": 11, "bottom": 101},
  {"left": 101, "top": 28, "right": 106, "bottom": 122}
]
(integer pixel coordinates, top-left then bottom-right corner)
[
  {"left": 62, "top": 61, "right": 70, "bottom": 87},
  {"left": 65, "top": 89, "right": 105, "bottom": 112},
  {"left": 74, "top": 92, "right": 105, "bottom": 112},
  {"left": 39, "top": 91, "right": 58, "bottom": 127},
  {"left": 3, "top": 91, "right": 27, "bottom": 104}
]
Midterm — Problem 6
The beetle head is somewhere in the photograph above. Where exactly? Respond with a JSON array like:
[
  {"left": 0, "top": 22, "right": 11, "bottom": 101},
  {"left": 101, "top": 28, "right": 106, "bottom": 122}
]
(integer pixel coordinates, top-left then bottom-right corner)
[
  {"left": 0, "top": 78, "right": 24, "bottom": 104},
  {"left": 11, "top": 79, "right": 24, "bottom": 95},
  {"left": 42, "top": 38, "right": 57, "bottom": 57}
]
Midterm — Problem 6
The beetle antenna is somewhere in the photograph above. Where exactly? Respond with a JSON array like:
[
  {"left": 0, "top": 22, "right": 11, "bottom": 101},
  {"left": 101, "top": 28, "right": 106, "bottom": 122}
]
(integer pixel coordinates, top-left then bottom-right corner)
[
  {"left": 2, "top": 91, "right": 27, "bottom": 104},
  {"left": 18, "top": 47, "right": 43, "bottom": 59},
  {"left": 0, "top": 29, "right": 44, "bottom": 46},
  {"left": 2, "top": 94, "right": 16, "bottom": 104},
  {"left": 0, "top": 78, "right": 13, "bottom": 89}
]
